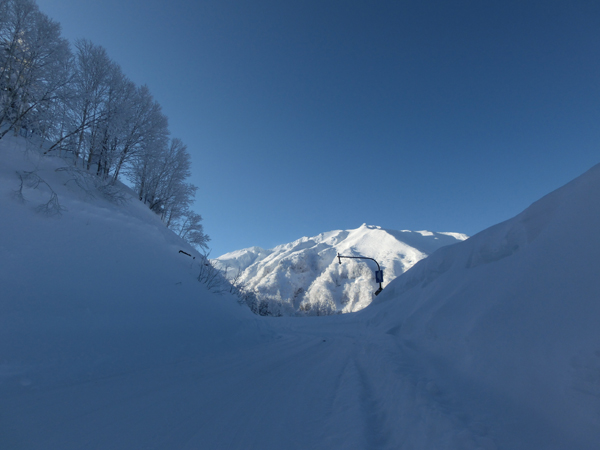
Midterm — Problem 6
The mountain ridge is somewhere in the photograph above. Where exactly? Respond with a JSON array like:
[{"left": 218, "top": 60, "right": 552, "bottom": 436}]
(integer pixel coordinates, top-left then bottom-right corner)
[{"left": 215, "top": 224, "right": 468, "bottom": 315}]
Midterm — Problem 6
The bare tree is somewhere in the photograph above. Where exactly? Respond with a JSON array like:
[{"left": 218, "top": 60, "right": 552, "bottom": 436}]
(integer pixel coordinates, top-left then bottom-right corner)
[
  {"left": 61, "top": 39, "right": 113, "bottom": 164},
  {"left": 0, "top": 0, "right": 71, "bottom": 140},
  {"left": 129, "top": 137, "right": 197, "bottom": 226},
  {"left": 14, "top": 170, "right": 65, "bottom": 215},
  {"left": 110, "top": 85, "right": 168, "bottom": 182},
  {"left": 175, "top": 209, "right": 210, "bottom": 250},
  {"left": 2, "top": 1, "right": 211, "bottom": 262}
]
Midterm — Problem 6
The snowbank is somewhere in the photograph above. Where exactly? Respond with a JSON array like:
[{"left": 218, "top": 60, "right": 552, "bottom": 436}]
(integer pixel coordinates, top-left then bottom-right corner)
[{"left": 366, "top": 162, "right": 600, "bottom": 449}]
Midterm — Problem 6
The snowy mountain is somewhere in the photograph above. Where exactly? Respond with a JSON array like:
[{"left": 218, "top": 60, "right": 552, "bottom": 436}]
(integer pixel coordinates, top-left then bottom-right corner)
[
  {"left": 215, "top": 225, "right": 468, "bottom": 315},
  {"left": 1, "top": 136, "right": 599, "bottom": 449}
]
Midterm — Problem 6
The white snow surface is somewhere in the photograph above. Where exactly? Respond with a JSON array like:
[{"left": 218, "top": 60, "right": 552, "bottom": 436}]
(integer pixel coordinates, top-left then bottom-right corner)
[
  {"left": 214, "top": 225, "right": 467, "bottom": 315},
  {"left": 1, "top": 136, "right": 599, "bottom": 449}
]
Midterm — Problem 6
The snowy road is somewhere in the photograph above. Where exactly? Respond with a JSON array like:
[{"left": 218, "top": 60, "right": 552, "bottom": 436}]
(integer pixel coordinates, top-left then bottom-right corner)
[{"left": 1, "top": 313, "right": 499, "bottom": 450}]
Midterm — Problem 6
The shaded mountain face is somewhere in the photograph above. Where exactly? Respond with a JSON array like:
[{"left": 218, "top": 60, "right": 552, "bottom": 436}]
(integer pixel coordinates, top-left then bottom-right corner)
[{"left": 214, "top": 225, "right": 468, "bottom": 315}]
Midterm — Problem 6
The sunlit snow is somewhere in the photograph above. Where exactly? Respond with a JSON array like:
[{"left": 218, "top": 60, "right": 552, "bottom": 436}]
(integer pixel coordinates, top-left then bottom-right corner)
[{"left": 215, "top": 225, "right": 467, "bottom": 315}]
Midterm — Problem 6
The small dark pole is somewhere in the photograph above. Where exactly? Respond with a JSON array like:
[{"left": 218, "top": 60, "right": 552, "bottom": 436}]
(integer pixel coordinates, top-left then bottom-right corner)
[
  {"left": 179, "top": 250, "right": 195, "bottom": 259},
  {"left": 337, "top": 253, "right": 384, "bottom": 296}
]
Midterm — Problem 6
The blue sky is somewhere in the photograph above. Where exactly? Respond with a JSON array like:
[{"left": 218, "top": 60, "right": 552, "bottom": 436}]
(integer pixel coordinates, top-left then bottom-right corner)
[{"left": 37, "top": 0, "right": 600, "bottom": 257}]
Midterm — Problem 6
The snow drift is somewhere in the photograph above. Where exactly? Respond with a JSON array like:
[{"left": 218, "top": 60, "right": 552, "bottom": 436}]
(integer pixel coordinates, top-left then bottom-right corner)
[
  {"left": 365, "top": 161, "right": 600, "bottom": 449},
  {"left": 215, "top": 226, "right": 467, "bottom": 315}
]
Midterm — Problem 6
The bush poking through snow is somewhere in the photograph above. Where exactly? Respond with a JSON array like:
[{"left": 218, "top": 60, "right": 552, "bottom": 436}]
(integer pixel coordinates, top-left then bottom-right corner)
[
  {"left": 196, "top": 253, "right": 226, "bottom": 294},
  {"left": 14, "top": 170, "right": 65, "bottom": 215},
  {"left": 56, "top": 166, "right": 128, "bottom": 204}
]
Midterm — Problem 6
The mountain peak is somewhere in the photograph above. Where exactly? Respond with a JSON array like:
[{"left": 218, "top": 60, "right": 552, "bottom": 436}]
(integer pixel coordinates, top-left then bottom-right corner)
[{"left": 214, "top": 225, "right": 467, "bottom": 316}]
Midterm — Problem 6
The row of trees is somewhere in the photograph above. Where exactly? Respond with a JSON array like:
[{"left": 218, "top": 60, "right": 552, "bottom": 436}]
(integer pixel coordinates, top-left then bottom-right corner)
[{"left": 0, "top": 0, "right": 208, "bottom": 249}]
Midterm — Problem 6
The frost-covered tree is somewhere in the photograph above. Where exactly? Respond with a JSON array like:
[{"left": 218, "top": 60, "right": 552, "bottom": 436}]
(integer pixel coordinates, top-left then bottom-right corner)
[
  {"left": 44, "top": 41, "right": 169, "bottom": 184},
  {"left": 132, "top": 138, "right": 196, "bottom": 220},
  {"left": 110, "top": 85, "right": 168, "bottom": 182},
  {"left": 175, "top": 209, "right": 210, "bottom": 250},
  {"left": 1, "top": 0, "right": 210, "bottom": 247},
  {"left": 0, "top": 0, "right": 71, "bottom": 139},
  {"left": 128, "top": 137, "right": 203, "bottom": 234},
  {"left": 89, "top": 63, "right": 135, "bottom": 177},
  {"left": 70, "top": 39, "right": 113, "bottom": 165},
  {"left": 40, "top": 39, "right": 114, "bottom": 160}
]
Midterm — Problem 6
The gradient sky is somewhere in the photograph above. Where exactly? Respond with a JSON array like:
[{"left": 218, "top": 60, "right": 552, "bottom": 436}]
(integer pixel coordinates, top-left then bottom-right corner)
[{"left": 36, "top": 0, "right": 600, "bottom": 257}]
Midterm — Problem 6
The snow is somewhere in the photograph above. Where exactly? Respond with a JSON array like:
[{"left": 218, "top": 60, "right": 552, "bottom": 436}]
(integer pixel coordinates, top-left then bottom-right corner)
[
  {"left": 215, "top": 224, "right": 467, "bottom": 315},
  {"left": 1, "top": 136, "right": 599, "bottom": 449},
  {"left": 366, "top": 161, "right": 600, "bottom": 448}
]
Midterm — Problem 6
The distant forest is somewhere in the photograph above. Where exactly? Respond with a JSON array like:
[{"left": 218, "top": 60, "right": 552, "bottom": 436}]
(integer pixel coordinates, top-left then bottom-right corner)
[{"left": 0, "top": 0, "right": 208, "bottom": 249}]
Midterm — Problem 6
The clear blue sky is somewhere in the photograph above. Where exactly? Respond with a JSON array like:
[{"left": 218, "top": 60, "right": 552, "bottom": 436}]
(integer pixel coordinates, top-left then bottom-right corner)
[{"left": 37, "top": 0, "right": 600, "bottom": 257}]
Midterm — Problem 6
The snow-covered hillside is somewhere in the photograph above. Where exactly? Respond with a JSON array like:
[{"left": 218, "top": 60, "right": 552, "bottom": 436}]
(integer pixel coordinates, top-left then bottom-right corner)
[
  {"left": 363, "top": 160, "right": 600, "bottom": 449},
  {"left": 1, "top": 136, "right": 599, "bottom": 449},
  {"left": 215, "top": 226, "right": 467, "bottom": 315}
]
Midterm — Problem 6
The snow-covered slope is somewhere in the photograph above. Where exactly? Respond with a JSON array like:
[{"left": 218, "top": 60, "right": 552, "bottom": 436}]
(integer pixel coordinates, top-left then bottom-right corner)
[
  {"left": 215, "top": 225, "right": 467, "bottom": 315},
  {"left": 362, "top": 161, "right": 600, "bottom": 449},
  {"left": 1, "top": 136, "right": 599, "bottom": 449}
]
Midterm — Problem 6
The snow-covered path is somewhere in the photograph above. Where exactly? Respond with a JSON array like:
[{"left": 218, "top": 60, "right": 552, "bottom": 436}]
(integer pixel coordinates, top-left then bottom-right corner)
[
  {"left": 7, "top": 309, "right": 570, "bottom": 450},
  {"left": 1, "top": 295, "right": 595, "bottom": 450},
  {"left": 2, "top": 313, "right": 498, "bottom": 450}
]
